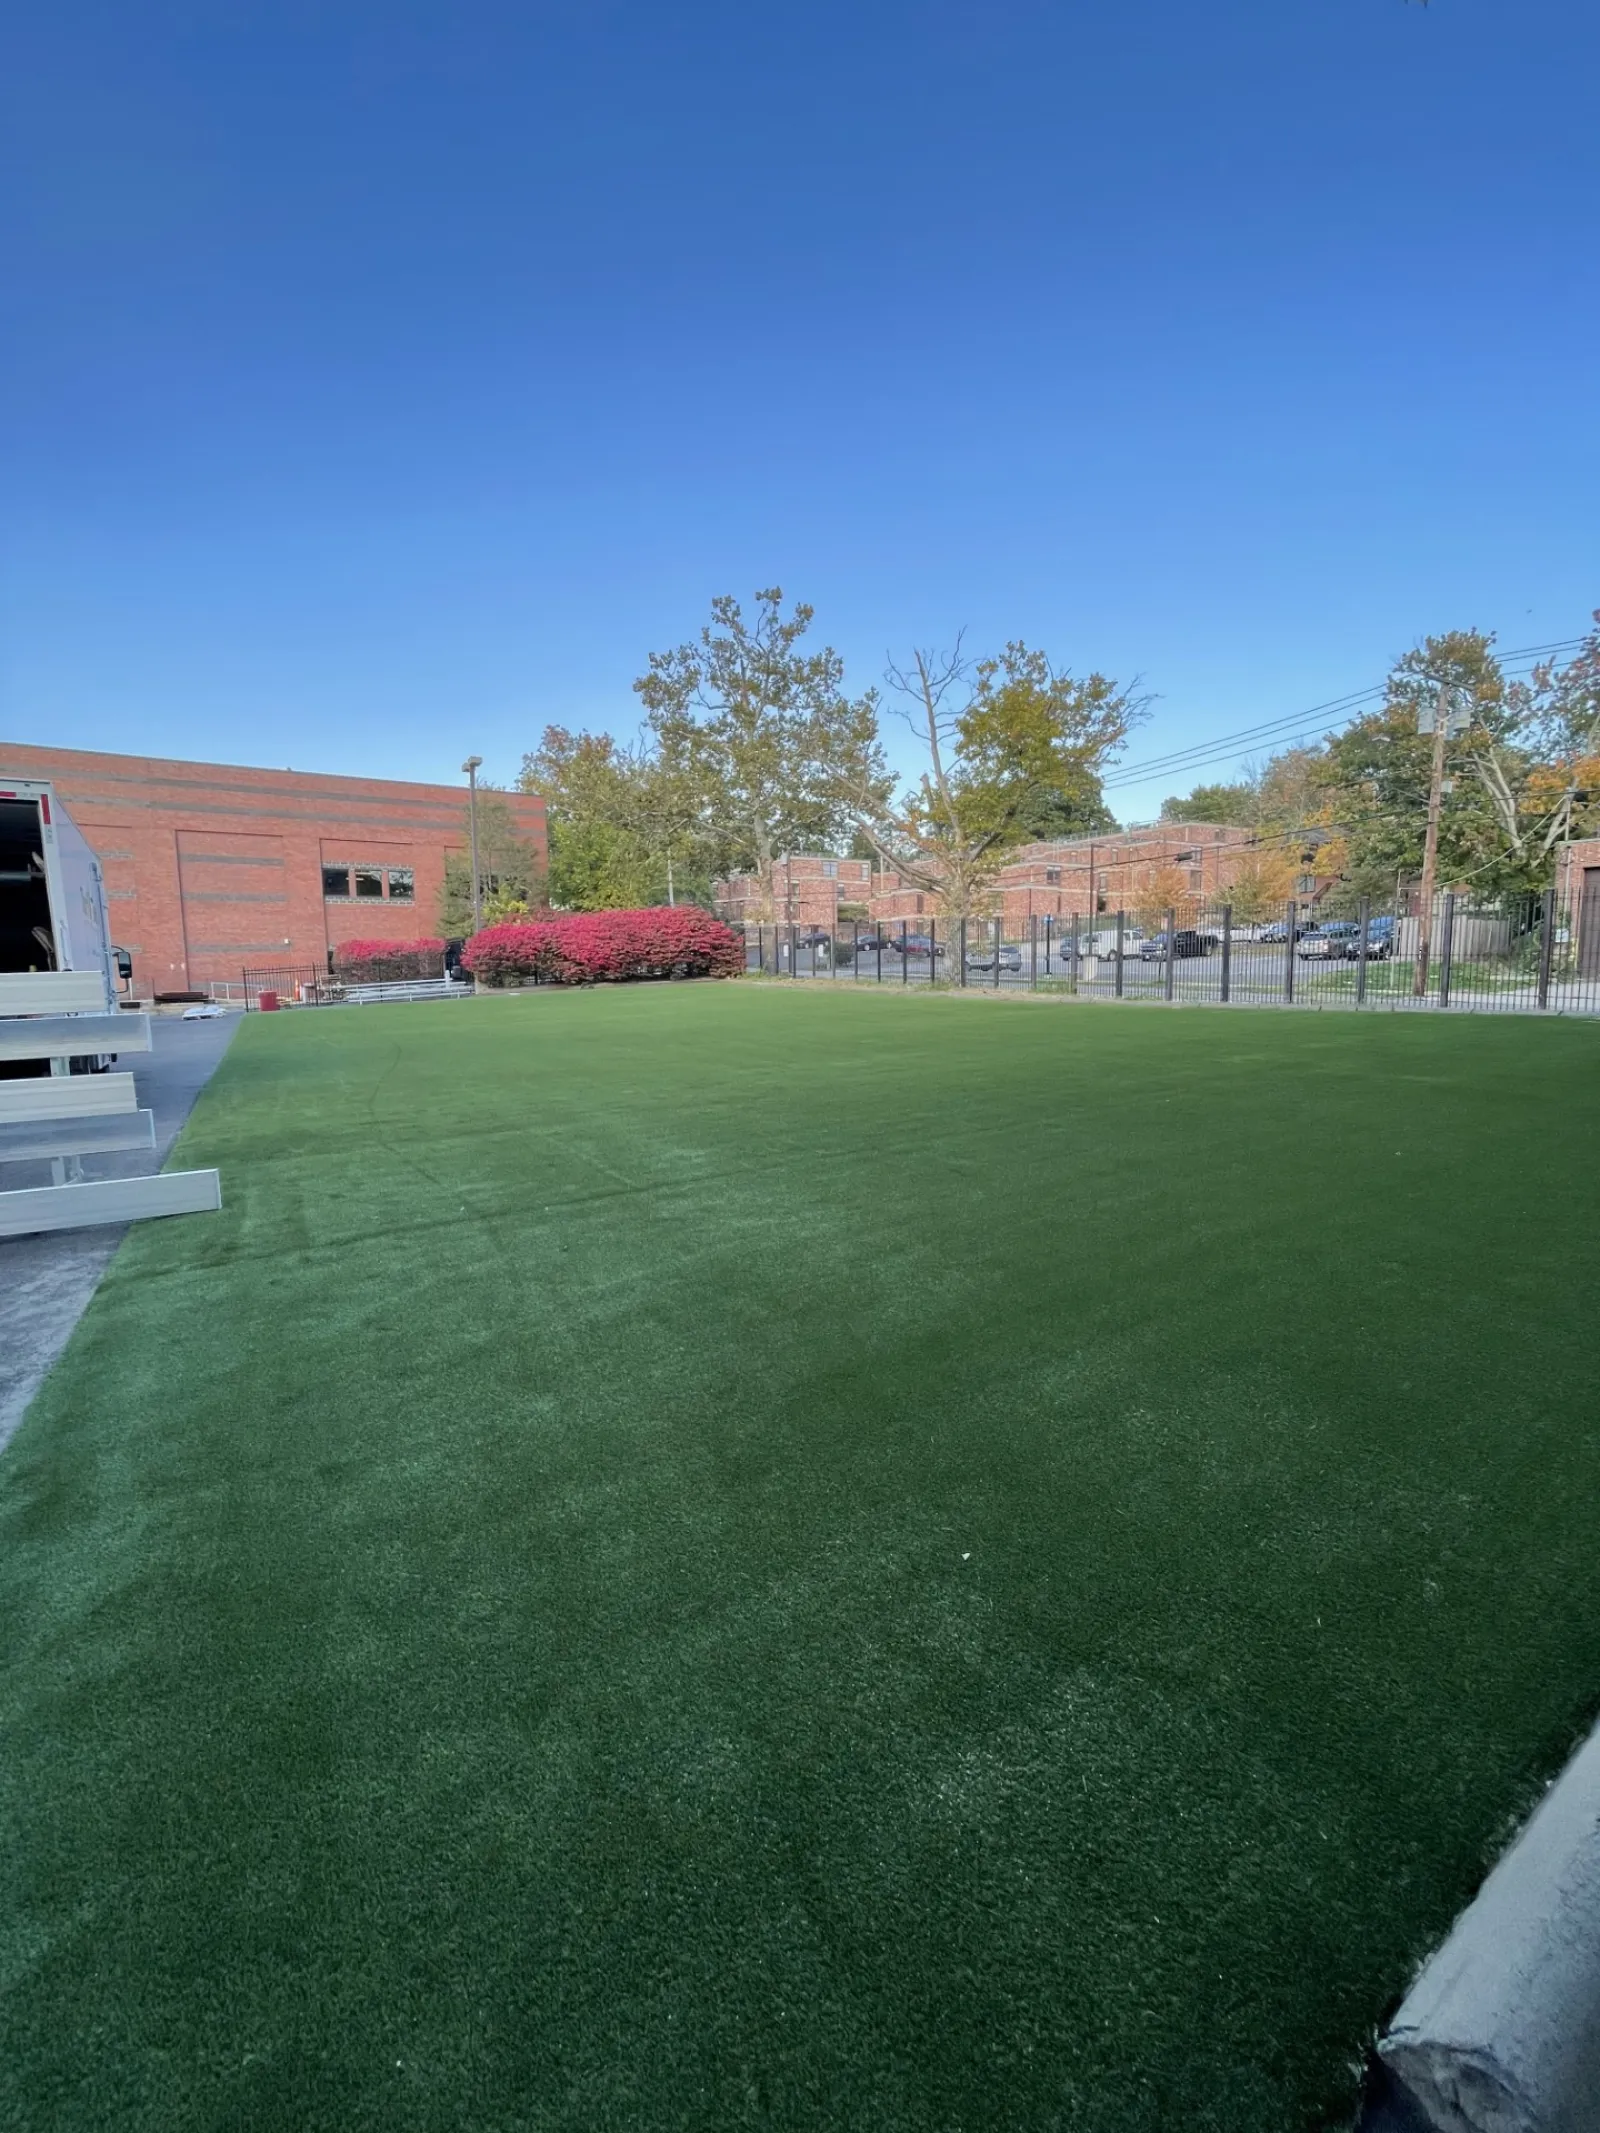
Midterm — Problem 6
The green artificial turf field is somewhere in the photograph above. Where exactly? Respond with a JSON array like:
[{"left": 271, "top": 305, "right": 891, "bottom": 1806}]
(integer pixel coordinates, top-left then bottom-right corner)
[{"left": 4, "top": 987, "right": 1600, "bottom": 2133}]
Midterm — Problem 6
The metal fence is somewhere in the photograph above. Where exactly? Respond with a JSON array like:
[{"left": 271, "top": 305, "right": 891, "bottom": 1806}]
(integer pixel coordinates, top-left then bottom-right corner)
[
  {"left": 239, "top": 964, "right": 470, "bottom": 1009},
  {"left": 241, "top": 965, "right": 346, "bottom": 1009},
  {"left": 738, "top": 887, "right": 1600, "bottom": 1016}
]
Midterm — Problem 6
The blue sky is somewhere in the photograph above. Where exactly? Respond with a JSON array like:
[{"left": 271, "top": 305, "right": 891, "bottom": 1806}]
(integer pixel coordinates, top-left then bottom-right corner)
[{"left": 2, "top": 0, "right": 1596, "bottom": 823}]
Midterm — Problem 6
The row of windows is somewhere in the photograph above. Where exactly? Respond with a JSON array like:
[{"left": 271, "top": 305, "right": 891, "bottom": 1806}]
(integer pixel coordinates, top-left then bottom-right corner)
[{"left": 322, "top": 864, "right": 413, "bottom": 902}]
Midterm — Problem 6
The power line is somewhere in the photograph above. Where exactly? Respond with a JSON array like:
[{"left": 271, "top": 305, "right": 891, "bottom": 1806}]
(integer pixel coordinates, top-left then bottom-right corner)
[
  {"left": 1102, "top": 690, "right": 1386, "bottom": 788},
  {"left": 1103, "top": 637, "right": 1587, "bottom": 793}
]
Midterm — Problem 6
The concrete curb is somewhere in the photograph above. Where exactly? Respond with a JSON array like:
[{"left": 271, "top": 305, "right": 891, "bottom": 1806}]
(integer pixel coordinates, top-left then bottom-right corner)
[{"left": 1369, "top": 1716, "right": 1600, "bottom": 2132}]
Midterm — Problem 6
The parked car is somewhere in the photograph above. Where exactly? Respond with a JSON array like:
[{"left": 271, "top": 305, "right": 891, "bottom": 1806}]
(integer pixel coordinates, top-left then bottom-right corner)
[
  {"left": 965, "top": 944, "right": 1023, "bottom": 973},
  {"left": 1258, "top": 918, "right": 1306, "bottom": 943},
  {"left": 792, "top": 928, "right": 832, "bottom": 948},
  {"left": 1300, "top": 921, "right": 1394, "bottom": 962},
  {"left": 853, "top": 932, "right": 895, "bottom": 953},
  {"left": 1139, "top": 929, "right": 1219, "bottom": 960},
  {"left": 1297, "top": 922, "right": 1360, "bottom": 960},
  {"left": 894, "top": 933, "right": 946, "bottom": 958},
  {"left": 1073, "top": 928, "right": 1147, "bottom": 959}
]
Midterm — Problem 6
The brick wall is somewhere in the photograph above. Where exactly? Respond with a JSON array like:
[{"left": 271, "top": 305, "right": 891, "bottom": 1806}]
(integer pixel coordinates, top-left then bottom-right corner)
[
  {"left": 1559, "top": 837, "right": 1600, "bottom": 977},
  {"left": 0, "top": 742, "right": 546, "bottom": 993}
]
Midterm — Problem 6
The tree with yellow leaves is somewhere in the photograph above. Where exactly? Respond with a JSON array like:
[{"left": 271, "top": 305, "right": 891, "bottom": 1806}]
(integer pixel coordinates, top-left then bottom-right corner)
[
  {"left": 1221, "top": 843, "right": 1299, "bottom": 925},
  {"left": 1134, "top": 864, "right": 1196, "bottom": 933}
]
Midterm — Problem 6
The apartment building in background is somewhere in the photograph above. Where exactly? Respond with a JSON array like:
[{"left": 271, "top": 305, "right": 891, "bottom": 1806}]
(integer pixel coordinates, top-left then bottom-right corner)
[
  {"left": 713, "top": 823, "right": 1263, "bottom": 930},
  {"left": 0, "top": 743, "right": 546, "bottom": 994}
]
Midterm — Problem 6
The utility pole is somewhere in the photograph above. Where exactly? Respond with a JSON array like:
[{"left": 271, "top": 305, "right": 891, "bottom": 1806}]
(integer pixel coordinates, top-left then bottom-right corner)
[
  {"left": 462, "top": 755, "right": 483, "bottom": 938},
  {"left": 1413, "top": 682, "right": 1451, "bottom": 997},
  {"left": 666, "top": 854, "right": 675, "bottom": 906}
]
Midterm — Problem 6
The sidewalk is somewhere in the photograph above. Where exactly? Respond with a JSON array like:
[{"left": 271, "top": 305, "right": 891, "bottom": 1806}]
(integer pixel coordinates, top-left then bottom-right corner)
[{"left": 0, "top": 1013, "right": 241, "bottom": 1451}]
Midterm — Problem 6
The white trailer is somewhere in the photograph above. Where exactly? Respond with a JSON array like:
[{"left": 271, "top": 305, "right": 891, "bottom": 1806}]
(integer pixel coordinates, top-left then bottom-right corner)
[
  {"left": 0, "top": 775, "right": 120, "bottom": 1005},
  {"left": 0, "top": 773, "right": 219, "bottom": 1238}
]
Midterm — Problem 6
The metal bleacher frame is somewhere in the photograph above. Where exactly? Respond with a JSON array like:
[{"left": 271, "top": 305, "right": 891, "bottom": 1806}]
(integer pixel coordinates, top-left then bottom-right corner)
[{"left": 0, "top": 971, "right": 221, "bottom": 1240}]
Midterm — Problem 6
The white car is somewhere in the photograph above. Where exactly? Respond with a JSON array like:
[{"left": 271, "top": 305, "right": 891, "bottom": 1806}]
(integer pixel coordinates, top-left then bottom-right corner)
[
  {"left": 181, "top": 1002, "right": 226, "bottom": 1019},
  {"left": 1065, "top": 930, "right": 1145, "bottom": 960}
]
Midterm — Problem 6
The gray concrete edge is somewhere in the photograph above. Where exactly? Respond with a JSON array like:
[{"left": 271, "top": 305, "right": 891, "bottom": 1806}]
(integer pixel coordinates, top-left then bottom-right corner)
[{"left": 1362, "top": 1713, "right": 1600, "bottom": 2133}]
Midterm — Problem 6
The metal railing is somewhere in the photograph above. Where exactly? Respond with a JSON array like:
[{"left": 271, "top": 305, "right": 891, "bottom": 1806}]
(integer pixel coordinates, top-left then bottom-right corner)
[
  {"left": 240, "top": 962, "right": 468, "bottom": 1009},
  {"left": 737, "top": 887, "right": 1600, "bottom": 1016}
]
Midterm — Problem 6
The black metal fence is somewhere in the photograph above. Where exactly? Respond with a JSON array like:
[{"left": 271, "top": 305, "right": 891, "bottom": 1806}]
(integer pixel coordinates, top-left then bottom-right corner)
[{"left": 737, "top": 887, "right": 1600, "bottom": 1016}]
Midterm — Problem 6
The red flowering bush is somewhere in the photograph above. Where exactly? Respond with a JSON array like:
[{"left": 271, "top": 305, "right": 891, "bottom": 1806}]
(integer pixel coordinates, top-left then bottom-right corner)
[
  {"left": 462, "top": 907, "right": 743, "bottom": 987},
  {"left": 331, "top": 937, "right": 448, "bottom": 982}
]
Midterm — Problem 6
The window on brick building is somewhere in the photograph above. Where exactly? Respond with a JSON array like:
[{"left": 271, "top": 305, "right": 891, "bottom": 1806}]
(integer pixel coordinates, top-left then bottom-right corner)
[
  {"left": 1045, "top": 867, "right": 1060, "bottom": 885},
  {"left": 386, "top": 867, "right": 414, "bottom": 902},
  {"left": 823, "top": 859, "right": 837, "bottom": 878},
  {"left": 322, "top": 864, "right": 350, "bottom": 898},
  {"left": 354, "top": 867, "right": 384, "bottom": 899}
]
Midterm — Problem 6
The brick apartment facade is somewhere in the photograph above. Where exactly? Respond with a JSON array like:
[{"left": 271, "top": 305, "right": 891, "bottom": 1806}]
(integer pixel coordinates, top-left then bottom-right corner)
[
  {"left": 714, "top": 823, "right": 1263, "bottom": 930},
  {"left": 1559, "top": 836, "right": 1600, "bottom": 976},
  {"left": 0, "top": 742, "right": 546, "bottom": 994}
]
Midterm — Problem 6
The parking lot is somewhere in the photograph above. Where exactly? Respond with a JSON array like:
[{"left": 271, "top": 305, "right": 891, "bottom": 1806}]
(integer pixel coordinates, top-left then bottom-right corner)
[{"left": 738, "top": 905, "right": 1600, "bottom": 1014}]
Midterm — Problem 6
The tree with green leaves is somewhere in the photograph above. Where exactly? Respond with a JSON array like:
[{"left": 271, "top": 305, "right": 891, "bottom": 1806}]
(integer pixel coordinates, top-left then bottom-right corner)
[
  {"left": 1159, "top": 780, "right": 1258, "bottom": 826},
  {"left": 519, "top": 728, "right": 716, "bottom": 911},
  {"left": 1318, "top": 629, "right": 1535, "bottom": 895},
  {"left": 846, "top": 640, "right": 1143, "bottom": 935},
  {"left": 633, "top": 589, "right": 883, "bottom": 921},
  {"left": 437, "top": 787, "right": 544, "bottom": 933},
  {"left": 1473, "top": 614, "right": 1600, "bottom": 870}
]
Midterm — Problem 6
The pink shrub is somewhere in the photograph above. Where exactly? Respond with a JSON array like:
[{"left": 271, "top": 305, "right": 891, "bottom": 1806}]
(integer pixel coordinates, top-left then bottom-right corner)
[
  {"left": 462, "top": 907, "right": 743, "bottom": 987},
  {"left": 332, "top": 937, "right": 448, "bottom": 982}
]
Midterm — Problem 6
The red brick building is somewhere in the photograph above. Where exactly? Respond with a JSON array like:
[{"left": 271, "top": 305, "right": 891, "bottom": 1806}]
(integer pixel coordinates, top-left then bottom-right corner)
[
  {"left": 1558, "top": 836, "right": 1600, "bottom": 976},
  {"left": 714, "top": 824, "right": 1262, "bottom": 930},
  {"left": 0, "top": 742, "right": 546, "bottom": 994}
]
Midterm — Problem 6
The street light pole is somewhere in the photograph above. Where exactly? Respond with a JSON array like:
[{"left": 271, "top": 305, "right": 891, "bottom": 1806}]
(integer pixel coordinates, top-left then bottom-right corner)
[{"left": 462, "top": 755, "right": 483, "bottom": 938}]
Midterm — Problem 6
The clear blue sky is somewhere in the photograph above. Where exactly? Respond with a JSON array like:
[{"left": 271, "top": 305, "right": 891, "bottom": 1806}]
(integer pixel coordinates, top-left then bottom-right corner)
[{"left": 2, "top": 0, "right": 1596, "bottom": 823}]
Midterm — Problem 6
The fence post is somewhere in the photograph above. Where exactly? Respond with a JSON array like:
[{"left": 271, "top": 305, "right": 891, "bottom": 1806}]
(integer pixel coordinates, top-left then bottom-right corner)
[
  {"left": 1115, "top": 910, "right": 1126, "bottom": 998},
  {"left": 1164, "top": 906, "right": 1176, "bottom": 1002},
  {"left": 1030, "top": 916, "right": 1038, "bottom": 990},
  {"left": 788, "top": 921, "right": 796, "bottom": 976},
  {"left": 1282, "top": 901, "right": 1296, "bottom": 1004},
  {"left": 1355, "top": 897, "right": 1370, "bottom": 1006},
  {"left": 1537, "top": 889, "right": 1556, "bottom": 1009},
  {"left": 851, "top": 920, "right": 859, "bottom": 982},
  {"left": 1438, "top": 891, "right": 1456, "bottom": 1008},
  {"left": 1220, "top": 906, "right": 1232, "bottom": 1004},
  {"left": 992, "top": 917, "right": 1001, "bottom": 989},
  {"left": 957, "top": 916, "right": 966, "bottom": 986}
]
